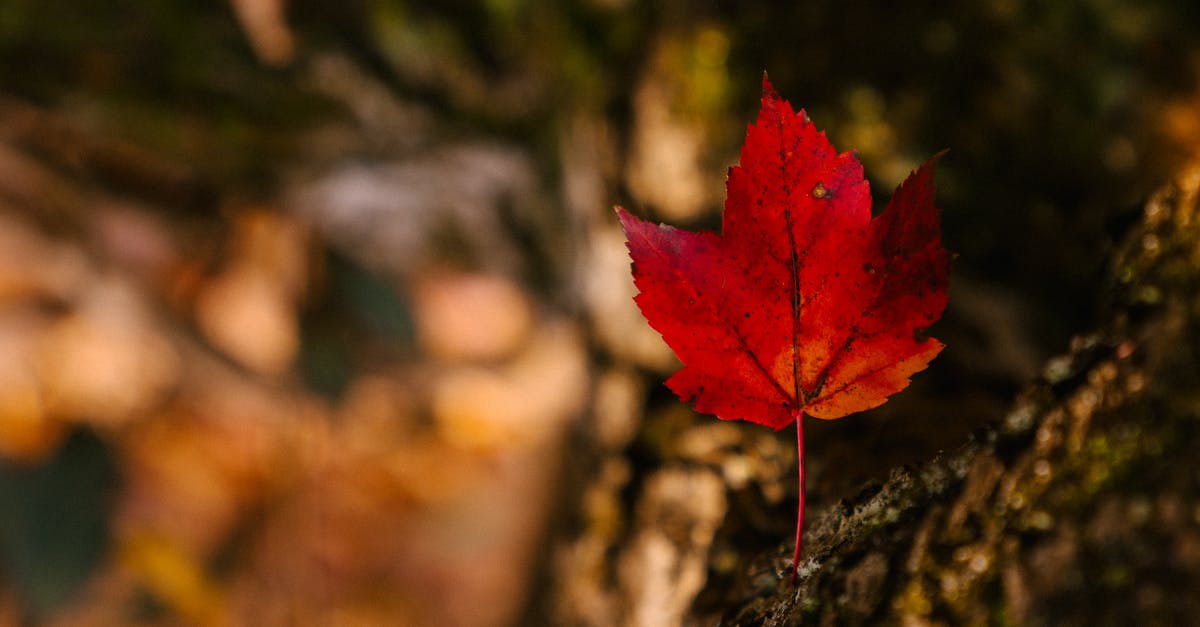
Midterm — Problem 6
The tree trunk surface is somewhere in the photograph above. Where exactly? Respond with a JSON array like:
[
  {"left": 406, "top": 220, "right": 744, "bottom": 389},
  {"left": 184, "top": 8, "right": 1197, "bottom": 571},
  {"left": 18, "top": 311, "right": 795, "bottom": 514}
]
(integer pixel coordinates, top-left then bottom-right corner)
[{"left": 545, "top": 165, "right": 1200, "bottom": 626}]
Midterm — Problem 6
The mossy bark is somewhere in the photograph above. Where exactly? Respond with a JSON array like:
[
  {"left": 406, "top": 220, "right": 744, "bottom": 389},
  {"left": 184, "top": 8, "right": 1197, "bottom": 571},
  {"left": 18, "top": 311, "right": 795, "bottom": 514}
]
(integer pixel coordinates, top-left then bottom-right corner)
[{"left": 701, "top": 165, "right": 1200, "bottom": 625}]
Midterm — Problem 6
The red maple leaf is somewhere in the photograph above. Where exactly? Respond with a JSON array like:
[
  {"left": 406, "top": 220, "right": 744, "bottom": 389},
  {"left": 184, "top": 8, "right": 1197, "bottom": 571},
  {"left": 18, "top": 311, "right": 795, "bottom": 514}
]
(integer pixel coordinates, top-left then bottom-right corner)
[{"left": 617, "top": 76, "right": 949, "bottom": 583}]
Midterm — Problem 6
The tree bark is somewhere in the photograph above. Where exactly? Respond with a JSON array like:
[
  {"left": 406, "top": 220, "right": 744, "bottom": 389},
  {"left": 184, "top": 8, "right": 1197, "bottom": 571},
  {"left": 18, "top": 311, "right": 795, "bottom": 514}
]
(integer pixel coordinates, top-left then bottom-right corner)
[
  {"left": 701, "top": 164, "right": 1200, "bottom": 625},
  {"left": 545, "top": 164, "right": 1200, "bottom": 626}
]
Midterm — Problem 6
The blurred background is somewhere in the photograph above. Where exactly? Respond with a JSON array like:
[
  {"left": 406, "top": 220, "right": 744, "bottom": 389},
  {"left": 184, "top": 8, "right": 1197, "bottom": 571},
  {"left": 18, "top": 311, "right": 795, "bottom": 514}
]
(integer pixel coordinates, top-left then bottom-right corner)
[{"left": 1, "top": 1, "right": 1199, "bottom": 624}]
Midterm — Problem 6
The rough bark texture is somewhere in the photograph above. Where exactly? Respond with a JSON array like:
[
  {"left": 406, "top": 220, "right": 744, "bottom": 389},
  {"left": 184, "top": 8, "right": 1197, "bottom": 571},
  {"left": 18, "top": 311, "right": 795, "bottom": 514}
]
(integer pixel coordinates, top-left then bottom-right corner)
[
  {"left": 543, "top": 164, "right": 1200, "bottom": 627},
  {"left": 696, "top": 166, "right": 1200, "bottom": 625}
]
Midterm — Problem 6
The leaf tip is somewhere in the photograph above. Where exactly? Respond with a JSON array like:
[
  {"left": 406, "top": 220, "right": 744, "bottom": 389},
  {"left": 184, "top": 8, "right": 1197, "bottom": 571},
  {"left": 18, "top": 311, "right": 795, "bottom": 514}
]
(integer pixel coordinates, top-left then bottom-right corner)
[
  {"left": 615, "top": 206, "right": 658, "bottom": 251},
  {"left": 761, "top": 72, "right": 781, "bottom": 103},
  {"left": 916, "top": 149, "right": 950, "bottom": 179},
  {"left": 615, "top": 205, "right": 638, "bottom": 228}
]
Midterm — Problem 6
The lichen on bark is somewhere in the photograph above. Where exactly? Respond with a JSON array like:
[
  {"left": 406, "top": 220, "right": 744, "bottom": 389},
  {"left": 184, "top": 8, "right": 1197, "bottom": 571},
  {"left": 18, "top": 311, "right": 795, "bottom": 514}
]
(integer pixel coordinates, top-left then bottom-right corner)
[{"left": 704, "top": 164, "right": 1200, "bottom": 625}]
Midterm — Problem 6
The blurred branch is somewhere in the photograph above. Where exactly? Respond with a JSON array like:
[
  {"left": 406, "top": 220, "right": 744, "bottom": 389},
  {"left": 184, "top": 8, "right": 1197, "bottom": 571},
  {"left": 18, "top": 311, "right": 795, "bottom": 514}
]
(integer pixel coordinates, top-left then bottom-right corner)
[{"left": 228, "top": 0, "right": 295, "bottom": 66}]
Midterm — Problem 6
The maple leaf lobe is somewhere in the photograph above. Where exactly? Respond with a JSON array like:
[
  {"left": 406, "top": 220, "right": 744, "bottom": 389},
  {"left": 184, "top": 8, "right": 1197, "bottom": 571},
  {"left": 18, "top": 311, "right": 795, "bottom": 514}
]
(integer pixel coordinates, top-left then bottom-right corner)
[{"left": 619, "top": 78, "right": 949, "bottom": 429}]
